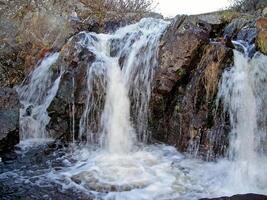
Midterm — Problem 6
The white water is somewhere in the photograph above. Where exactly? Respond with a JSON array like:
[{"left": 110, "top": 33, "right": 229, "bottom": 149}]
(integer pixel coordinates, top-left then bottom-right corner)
[
  {"left": 217, "top": 47, "right": 267, "bottom": 193},
  {"left": 12, "top": 19, "right": 267, "bottom": 199},
  {"left": 78, "top": 18, "right": 169, "bottom": 152},
  {"left": 18, "top": 53, "right": 62, "bottom": 139}
]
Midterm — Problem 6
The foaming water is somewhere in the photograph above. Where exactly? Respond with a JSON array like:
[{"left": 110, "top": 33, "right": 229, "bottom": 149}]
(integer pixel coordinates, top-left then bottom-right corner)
[
  {"left": 78, "top": 18, "right": 169, "bottom": 151},
  {"left": 38, "top": 145, "right": 230, "bottom": 200},
  {"left": 17, "top": 53, "right": 62, "bottom": 140},
  {"left": 217, "top": 44, "right": 267, "bottom": 194}
]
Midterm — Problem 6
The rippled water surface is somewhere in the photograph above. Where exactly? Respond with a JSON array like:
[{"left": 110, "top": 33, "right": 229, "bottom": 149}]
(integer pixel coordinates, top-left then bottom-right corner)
[{"left": 1, "top": 140, "right": 266, "bottom": 200}]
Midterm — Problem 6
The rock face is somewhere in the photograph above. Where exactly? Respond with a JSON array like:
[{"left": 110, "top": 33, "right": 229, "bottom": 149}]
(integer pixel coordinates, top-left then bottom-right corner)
[
  {"left": 0, "top": 88, "right": 20, "bottom": 153},
  {"left": 149, "top": 12, "right": 266, "bottom": 160},
  {"left": 151, "top": 41, "right": 233, "bottom": 159},
  {"left": 256, "top": 18, "right": 267, "bottom": 55},
  {"left": 149, "top": 15, "right": 234, "bottom": 160},
  {"left": 154, "top": 15, "right": 211, "bottom": 94},
  {"left": 47, "top": 32, "right": 98, "bottom": 140}
]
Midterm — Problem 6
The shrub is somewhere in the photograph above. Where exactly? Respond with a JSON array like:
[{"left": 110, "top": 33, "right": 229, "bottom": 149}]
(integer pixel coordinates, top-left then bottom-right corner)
[{"left": 80, "top": 0, "right": 153, "bottom": 14}]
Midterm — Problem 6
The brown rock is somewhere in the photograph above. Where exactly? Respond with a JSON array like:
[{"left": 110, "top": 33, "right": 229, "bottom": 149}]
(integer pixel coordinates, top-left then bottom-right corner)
[
  {"left": 150, "top": 43, "right": 233, "bottom": 160},
  {"left": 153, "top": 15, "right": 212, "bottom": 95},
  {"left": 256, "top": 18, "right": 267, "bottom": 55}
]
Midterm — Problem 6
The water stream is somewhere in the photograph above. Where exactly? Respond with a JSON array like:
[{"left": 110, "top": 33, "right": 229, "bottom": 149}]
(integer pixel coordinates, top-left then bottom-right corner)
[{"left": 0, "top": 19, "right": 266, "bottom": 200}]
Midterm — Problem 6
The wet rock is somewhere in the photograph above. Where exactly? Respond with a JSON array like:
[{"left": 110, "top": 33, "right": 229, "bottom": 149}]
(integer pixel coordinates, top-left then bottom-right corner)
[
  {"left": 0, "top": 88, "right": 20, "bottom": 153},
  {"left": 256, "top": 18, "right": 267, "bottom": 55},
  {"left": 153, "top": 15, "right": 212, "bottom": 95},
  {"left": 71, "top": 172, "right": 147, "bottom": 192},
  {"left": 223, "top": 16, "right": 256, "bottom": 39},
  {"left": 47, "top": 32, "right": 97, "bottom": 140},
  {"left": 150, "top": 44, "right": 233, "bottom": 160},
  {"left": 236, "top": 27, "right": 257, "bottom": 43},
  {"left": 201, "top": 193, "right": 267, "bottom": 200},
  {"left": 197, "top": 13, "right": 226, "bottom": 38}
]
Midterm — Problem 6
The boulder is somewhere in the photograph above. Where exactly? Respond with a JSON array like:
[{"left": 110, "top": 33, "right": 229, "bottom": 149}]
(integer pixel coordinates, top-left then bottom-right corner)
[
  {"left": 153, "top": 15, "right": 212, "bottom": 95},
  {"left": 47, "top": 32, "right": 97, "bottom": 141},
  {"left": 0, "top": 88, "right": 20, "bottom": 153},
  {"left": 150, "top": 43, "right": 233, "bottom": 160},
  {"left": 256, "top": 18, "right": 267, "bottom": 55}
]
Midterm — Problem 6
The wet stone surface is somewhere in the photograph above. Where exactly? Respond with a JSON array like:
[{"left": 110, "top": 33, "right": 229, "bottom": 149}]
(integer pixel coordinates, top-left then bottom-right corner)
[{"left": 0, "top": 143, "right": 91, "bottom": 200}]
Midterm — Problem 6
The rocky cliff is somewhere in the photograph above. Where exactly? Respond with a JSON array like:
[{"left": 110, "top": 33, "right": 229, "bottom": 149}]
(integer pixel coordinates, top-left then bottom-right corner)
[{"left": 1, "top": 1, "right": 267, "bottom": 160}]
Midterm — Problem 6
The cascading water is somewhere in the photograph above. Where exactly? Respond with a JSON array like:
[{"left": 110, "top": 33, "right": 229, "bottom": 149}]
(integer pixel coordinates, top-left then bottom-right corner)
[
  {"left": 217, "top": 41, "right": 267, "bottom": 193},
  {"left": 1, "top": 18, "right": 267, "bottom": 200},
  {"left": 17, "top": 53, "right": 62, "bottom": 140},
  {"left": 78, "top": 18, "right": 168, "bottom": 149}
]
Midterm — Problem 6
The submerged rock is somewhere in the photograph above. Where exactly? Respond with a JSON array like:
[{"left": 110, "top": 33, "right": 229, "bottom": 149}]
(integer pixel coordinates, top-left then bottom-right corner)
[
  {"left": 0, "top": 88, "right": 20, "bottom": 153},
  {"left": 201, "top": 193, "right": 267, "bottom": 200}
]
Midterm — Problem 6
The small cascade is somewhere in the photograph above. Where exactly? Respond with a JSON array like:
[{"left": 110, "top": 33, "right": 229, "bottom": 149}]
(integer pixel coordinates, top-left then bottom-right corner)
[
  {"left": 18, "top": 53, "right": 62, "bottom": 140},
  {"left": 78, "top": 18, "right": 169, "bottom": 151},
  {"left": 217, "top": 41, "right": 267, "bottom": 193}
]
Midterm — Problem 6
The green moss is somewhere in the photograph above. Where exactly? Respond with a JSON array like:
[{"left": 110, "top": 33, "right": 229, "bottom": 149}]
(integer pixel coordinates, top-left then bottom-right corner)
[{"left": 176, "top": 68, "right": 186, "bottom": 78}]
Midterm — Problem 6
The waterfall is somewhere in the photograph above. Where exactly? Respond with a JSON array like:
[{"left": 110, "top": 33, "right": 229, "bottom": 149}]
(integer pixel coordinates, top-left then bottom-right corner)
[
  {"left": 18, "top": 53, "right": 62, "bottom": 140},
  {"left": 9, "top": 18, "right": 267, "bottom": 200},
  {"left": 217, "top": 42, "right": 267, "bottom": 193},
  {"left": 78, "top": 18, "right": 169, "bottom": 152}
]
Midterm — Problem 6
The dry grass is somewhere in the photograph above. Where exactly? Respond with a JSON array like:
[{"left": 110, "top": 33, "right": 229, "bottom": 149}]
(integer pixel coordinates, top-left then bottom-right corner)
[{"left": 80, "top": 0, "right": 153, "bottom": 14}]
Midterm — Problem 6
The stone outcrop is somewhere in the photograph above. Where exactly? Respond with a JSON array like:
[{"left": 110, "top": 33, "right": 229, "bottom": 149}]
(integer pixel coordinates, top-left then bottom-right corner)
[
  {"left": 0, "top": 88, "right": 20, "bottom": 153},
  {"left": 47, "top": 32, "right": 97, "bottom": 140},
  {"left": 149, "top": 12, "right": 265, "bottom": 160},
  {"left": 256, "top": 17, "right": 267, "bottom": 55},
  {"left": 154, "top": 15, "right": 211, "bottom": 94},
  {"left": 0, "top": 0, "right": 151, "bottom": 89},
  {"left": 151, "top": 41, "right": 233, "bottom": 159}
]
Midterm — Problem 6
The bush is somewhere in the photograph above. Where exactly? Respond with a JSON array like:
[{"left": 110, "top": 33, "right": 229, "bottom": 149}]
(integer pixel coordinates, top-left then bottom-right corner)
[{"left": 80, "top": 0, "right": 153, "bottom": 14}]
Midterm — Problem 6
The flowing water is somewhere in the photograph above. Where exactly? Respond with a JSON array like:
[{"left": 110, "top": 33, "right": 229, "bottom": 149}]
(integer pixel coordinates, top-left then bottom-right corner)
[
  {"left": 217, "top": 42, "right": 267, "bottom": 193},
  {"left": 17, "top": 53, "right": 62, "bottom": 140},
  {"left": 1, "top": 19, "right": 267, "bottom": 200}
]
